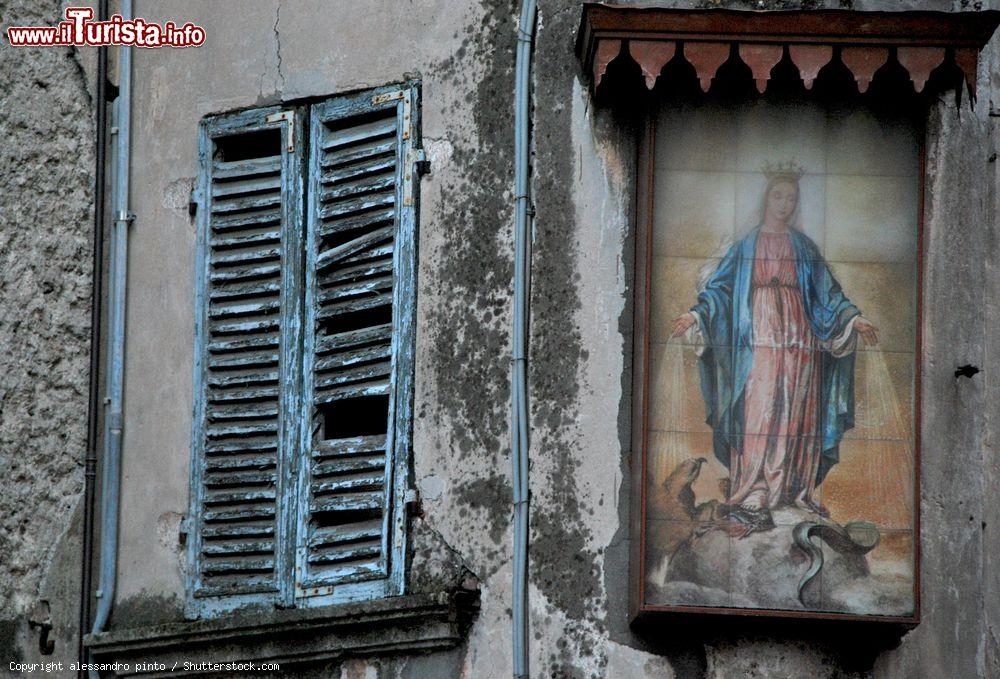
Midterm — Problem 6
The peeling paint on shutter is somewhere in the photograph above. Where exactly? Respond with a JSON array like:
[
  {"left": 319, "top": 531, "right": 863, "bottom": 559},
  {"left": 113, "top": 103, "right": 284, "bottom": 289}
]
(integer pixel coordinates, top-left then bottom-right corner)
[
  {"left": 188, "top": 106, "right": 304, "bottom": 615},
  {"left": 296, "top": 84, "right": 419, "bottom": 602}
]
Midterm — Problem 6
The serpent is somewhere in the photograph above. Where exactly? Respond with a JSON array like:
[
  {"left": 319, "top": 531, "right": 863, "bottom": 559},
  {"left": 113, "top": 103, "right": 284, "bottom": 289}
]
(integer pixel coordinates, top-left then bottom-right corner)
[{"left": 793, "top": 519, "right": 880, "bottom": 606}]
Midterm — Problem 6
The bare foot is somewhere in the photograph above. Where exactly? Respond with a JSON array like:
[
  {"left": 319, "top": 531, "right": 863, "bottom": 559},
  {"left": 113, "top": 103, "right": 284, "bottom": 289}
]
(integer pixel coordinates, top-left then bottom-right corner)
[{"left": 794, "top": 498, "right": 830, "bottom": 518}]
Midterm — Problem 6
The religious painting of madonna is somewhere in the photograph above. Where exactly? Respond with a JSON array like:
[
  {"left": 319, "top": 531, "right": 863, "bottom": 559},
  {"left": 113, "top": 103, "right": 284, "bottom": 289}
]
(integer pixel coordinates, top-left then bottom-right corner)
[{"left": 639, "top": 97, "right": 920, "bottom": 620}]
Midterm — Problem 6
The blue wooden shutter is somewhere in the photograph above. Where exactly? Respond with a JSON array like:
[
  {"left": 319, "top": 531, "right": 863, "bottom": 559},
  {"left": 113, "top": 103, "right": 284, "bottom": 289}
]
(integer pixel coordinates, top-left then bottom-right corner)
[
  {"left": 188, "top": 107, "right": 304, "bottom": 614},
  {"left": 296, "top": 84, "right": 419, "bottom": 602}
]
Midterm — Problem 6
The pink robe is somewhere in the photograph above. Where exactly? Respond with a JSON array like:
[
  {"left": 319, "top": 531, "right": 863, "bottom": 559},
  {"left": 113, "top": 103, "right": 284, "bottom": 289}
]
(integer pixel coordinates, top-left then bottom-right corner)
[{"left": 728, "top": 231, "right": 822, "bottom": 509}]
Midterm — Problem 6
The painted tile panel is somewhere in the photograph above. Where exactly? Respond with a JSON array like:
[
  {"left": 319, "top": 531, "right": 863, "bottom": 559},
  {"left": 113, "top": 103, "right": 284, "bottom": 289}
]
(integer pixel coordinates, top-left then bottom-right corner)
[{"left": 642, "top": 96, "right": 919, "bottom": 619}]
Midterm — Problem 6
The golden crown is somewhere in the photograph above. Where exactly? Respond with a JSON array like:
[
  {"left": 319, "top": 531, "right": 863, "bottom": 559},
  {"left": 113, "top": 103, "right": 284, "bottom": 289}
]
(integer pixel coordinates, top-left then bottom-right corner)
[{"left": 762, "top": 160, "right": 806, "bottom": 181}]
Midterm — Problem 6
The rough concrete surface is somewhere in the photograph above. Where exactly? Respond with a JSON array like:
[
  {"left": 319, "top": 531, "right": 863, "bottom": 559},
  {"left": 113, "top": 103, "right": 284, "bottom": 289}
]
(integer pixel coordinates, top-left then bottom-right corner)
[{"left": 0, "top": 0, "right": 93, "bottom": 666}]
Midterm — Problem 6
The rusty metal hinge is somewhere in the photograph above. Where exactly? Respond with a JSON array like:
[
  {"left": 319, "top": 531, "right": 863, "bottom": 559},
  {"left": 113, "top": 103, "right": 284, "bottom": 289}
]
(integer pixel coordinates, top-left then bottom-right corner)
[
  {"left": 403, "top": 146, "right": 425, "bottom": 207},
  {"left": 265, "top": 110, "right": 295, "bottom": 152},
  {"left": 412, "top": 148, "right": 430, "bottom": 176},
  {"left": 405, "top": 487, "right": 421, "bottom": 517}
]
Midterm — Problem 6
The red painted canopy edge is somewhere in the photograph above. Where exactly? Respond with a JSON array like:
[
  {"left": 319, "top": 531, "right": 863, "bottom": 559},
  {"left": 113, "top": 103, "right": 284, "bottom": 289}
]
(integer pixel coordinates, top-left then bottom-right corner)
[{"left": 577, "top": 4, "right": 1000, "bottom": 99}]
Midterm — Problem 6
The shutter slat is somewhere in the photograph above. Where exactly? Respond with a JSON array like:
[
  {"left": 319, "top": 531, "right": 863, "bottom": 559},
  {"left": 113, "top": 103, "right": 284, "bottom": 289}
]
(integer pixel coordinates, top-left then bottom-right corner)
[
  {"left": 310, "top": 492, "right": 384, "bottom": 514},
  {"left": 204, "top": 489, "right": 276, "bottom": 505},
  {"left": 313, "top": 378, "right": 390, "bottom": 404},
  {"left": 204, "top": 471, "right": 276, "bottom": 488},
  {"left": 208, "top": 351, "right": 279, "bottom": 371},
  {"left": 321, "top": 172, "right": 396, "bottom": 201},
  {"left": 312, "top": 474, "right": 384, "bottom": 496},
  {"left": 313, "top": 456, "right": 385, "bottom": 477},
  {"left": 315, "top": 324, "right": 392, "bottom": 354},
  {"left": 319, "top": 191, "right": 395, "bottom": 222},
  {"left": 210, "top": 318, "right": 279, "bottom": 335},
  {"left": 205, "top": 455, "right": 276, "bottom": 472},
  {"left": 321, "top": 137, "right": 396, "bottom": 168},
  {"left": 322, "top": 116, "right": 396, "bottom": 149},
  {"left": 312, "top": 435, "right": 387, "bottom": 459},
  {"left": 209, "top": 298, "right": 280, "bottom": 319},
  {"left": 209, "top": 279, "right": 281, "bottom": 302},
  {"left": 212, "top": 209, "right": 282, "bottom": 233},
  {"left": 316, "top": 225, "right": 394, "bottom": 270},
  {"left": 212, "top": 228, "right": 281, "bottom": 249},
  {"left": 207, "top": 369, "right": 279, "bottom": 389},
  {"left": 208, "top": 386, "right": 280, "bottom": 404},
  {"left": 210, "top": 262, "right": 281, "bottom": 283},
  {"left": 307, "top": 544, "right": 381, "bottom": 565},
  {"left": 201, "top": 559, "right": 275, "bottom": 575},
  {"left": 318, "top": 258, "right": 394, "bottom": 288},
  {"left": 206, "top": 422, "right": 278, "bottom": 439},
  {"left": 318, "top": 207, "right": 396, "bottom": 238},
  {"left": 318, "top": 275, "right": 393, "bottom": 304},
  {"left": 209, "top": 335, "right": 279, "bottom": 354},
  {"left": 211, "top": 192, "right": 282, "bottom": 215},
  {"left": 204, "top": 506, "right": 275, "bottom": 523},
  {"left": 213, "top": 155, "right": 281, "bottom": 179},
  {"left": 316, "top": 292, "right": 393, "bottom": 321},
  {"left": 205, "top": 437, "right": 277, "bottom": 455},
  {"left": 322, "top": 156, "right": 396, "bottom": 186},
  {"left": 202, "top": 540, "right": 275, "bottom": 556},
  {"left": 212, "top": 174, "right": 282, "bottom": 198},
  {"left": 314, "top": 344, "right": 391, "bottom": 373},
  {"left": 314, "top": 361, "right": 391, "bottom": 390},
  {"left": 211, "top": 245, "right": 281, "bottom": 266},
  {"left": 309, "top": 522, "right": 382, "bottom": 548},
  {"left": 202, "top": 523, "right": 274, "bottom": 539},
  {"left": 341, "top": 242, "right": 394, "bottom": 266}
]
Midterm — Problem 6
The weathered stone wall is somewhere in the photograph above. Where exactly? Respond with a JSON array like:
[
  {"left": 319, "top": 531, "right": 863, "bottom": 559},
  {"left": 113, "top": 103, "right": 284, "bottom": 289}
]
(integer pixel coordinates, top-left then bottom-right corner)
[
  {"left": 0, "top": 0, "right": 94, "bottom": 667},
  {"left": 4, "top": 0, "right": 1000, "bottom": 677}
]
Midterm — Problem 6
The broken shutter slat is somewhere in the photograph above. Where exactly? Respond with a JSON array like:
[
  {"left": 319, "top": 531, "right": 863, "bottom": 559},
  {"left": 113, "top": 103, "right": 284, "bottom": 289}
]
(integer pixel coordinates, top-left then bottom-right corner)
[
  {"left": 296, "top": 83, "right": 419, "bottom": 602},
  {"left": 188, "top": 106, "right": 304, "bottom": 613}
]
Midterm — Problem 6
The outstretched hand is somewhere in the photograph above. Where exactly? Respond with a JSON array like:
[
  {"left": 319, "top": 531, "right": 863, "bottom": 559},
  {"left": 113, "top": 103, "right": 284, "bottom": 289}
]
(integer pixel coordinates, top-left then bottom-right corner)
[
  {"left": 670, "top": 313, "right": 696, "bottom": 339},
  {"left": 855, "top": 317, "right": 879, "bottom": 346}
]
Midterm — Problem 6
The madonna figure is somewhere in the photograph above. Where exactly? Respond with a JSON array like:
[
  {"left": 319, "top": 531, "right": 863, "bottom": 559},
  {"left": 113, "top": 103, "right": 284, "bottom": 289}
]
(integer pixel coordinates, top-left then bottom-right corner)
[{"left": 670, "top": 166, "right": 879, "bottom": 535}]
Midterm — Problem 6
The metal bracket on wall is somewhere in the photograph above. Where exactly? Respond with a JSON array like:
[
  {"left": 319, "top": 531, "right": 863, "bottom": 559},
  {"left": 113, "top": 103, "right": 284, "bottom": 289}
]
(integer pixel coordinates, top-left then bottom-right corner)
[
  {"left": 28, "top": 600, "right": 54, "bottom": 656},
  {"left": 264, "top": 110, "right": 296, "bottom": 152},
  {"left": 372, "top": 90, "right": 404, "bottom": 106}
]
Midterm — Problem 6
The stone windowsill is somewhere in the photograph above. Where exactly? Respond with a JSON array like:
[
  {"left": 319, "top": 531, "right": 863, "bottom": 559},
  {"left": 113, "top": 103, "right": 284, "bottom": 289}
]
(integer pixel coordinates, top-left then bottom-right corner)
[{"left": 84, "top": 591, "right": 479, "bottom": 676}]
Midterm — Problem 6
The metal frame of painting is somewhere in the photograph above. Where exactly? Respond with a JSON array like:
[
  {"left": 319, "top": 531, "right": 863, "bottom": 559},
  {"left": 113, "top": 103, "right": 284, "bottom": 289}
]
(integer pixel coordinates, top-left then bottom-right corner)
[{"left": 582, "top": 5, "right": 1000, "bottom": 626}]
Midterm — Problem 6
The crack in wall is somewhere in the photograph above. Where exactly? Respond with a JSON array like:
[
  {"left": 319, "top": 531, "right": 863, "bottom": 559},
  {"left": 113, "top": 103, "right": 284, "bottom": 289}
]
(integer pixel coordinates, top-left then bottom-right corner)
[{"left": 274, "top": 4, "right": 285, "bottom": 91}]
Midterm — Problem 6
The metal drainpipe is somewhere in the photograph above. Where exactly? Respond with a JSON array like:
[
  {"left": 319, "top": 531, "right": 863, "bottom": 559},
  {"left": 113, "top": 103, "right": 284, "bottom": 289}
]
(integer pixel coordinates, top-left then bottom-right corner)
[
  {"left": 79, "top": 1, "right": 109, "bottom": 673},
  {"left": 91, "top": 0, "right": 132, "bottom": 646},
  {"left": 512, "top": 1, "right": 536, "bottom": 677}
]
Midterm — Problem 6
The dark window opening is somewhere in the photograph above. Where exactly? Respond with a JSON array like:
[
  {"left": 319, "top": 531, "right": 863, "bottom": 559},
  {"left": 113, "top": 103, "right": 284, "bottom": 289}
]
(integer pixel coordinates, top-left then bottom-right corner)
[
  {"left": 318, "top": 395, "right": 390, "bottom": 440},
  {"left": 214, "top": 128, "right": 282, "bottom": 162},
  {"left": 312, "top": 508, "right": 382, "bottom": 529},
  {"left": 320, "top": 305, "right": 393, "bottom": 338}
]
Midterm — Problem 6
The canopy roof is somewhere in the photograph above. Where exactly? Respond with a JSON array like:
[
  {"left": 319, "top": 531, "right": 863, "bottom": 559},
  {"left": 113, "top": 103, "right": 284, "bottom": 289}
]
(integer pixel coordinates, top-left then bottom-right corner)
[{"left": 577, "top": 5, "right": 1000, "bottom": 100}]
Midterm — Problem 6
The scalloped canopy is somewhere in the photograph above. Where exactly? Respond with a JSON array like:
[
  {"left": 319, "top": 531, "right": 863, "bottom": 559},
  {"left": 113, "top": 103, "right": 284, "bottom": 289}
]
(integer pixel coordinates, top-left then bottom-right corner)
[{"left": 577, "top": 5, "right": 1000, "bottom": 101}]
